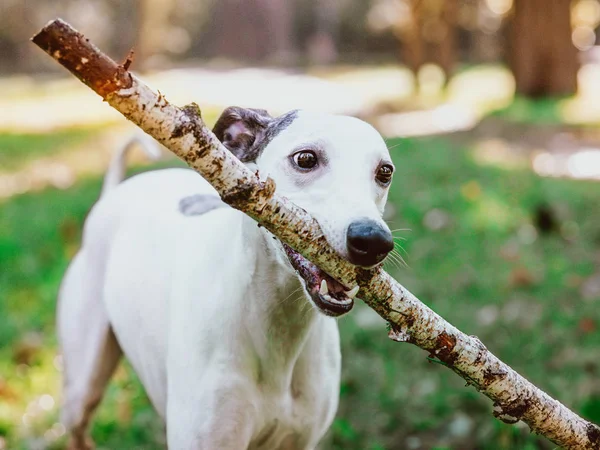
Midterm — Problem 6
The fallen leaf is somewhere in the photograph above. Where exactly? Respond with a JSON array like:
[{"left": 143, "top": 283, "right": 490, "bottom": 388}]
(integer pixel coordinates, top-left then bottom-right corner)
[
  {"left": 461, "top": 180, "right": 481, "bottom": 201},
  {"left": 509, "top": 267, "right": 535, "bottom": 288},
  {"left": 579, "top": 318, "right": 596, "bottom": 334}
]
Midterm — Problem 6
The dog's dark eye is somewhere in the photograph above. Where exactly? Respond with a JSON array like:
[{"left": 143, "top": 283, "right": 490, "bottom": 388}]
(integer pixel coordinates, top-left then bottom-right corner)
[
  {"left": 293, "top": 151, "right": 318, "bottom": 170},
  {"left": 376, "top": 164, "right": 394, "bottom": 185}
]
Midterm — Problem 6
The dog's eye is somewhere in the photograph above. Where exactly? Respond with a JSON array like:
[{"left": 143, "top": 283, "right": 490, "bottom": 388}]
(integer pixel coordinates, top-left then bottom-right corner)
[
  {"left": 292, "top": 151, "right": 318, "bottom": 170},
  {"left": 376, "top": 164, "right": 394, "bottom": 185}
]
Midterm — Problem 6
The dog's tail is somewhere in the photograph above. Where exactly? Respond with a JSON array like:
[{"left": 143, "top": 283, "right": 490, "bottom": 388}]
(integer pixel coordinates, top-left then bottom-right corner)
[{"left": 101, "top": 134, "right": 162, "bottom": 197}]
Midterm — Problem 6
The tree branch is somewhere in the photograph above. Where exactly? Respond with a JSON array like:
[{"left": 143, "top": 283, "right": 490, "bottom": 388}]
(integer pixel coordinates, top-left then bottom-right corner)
[{"left": 32, "top": 19, "right": 600, "bottom": 449}]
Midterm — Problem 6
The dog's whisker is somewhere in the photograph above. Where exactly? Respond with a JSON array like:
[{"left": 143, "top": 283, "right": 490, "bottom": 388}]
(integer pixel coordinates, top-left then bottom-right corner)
[
  {"left": 387, "top": 247, "right": 406, "bottom": 268},
  {"left": 283, "top": 287, "right": 303, "bottom": 303},
  {"left": 388, "top": 249, "right": 402, "bottom": 265},
  {"left": 386, "top": 141, "right": 403, "bottom": 151},
  {"left": 390, "top": 249, "right": 409, "bottom": 268},
  {"left": 386, "top": 252, "right": 403, "bottom": 270},
  {"left": 390, "top": 228, "right": 412, "bottom": 233},
  {"left": 384, "top": 256, "right": 401, "bottom": 272},
  {"left": 269, "top": 286, "right": 304, "bottom": 314},
  {"left": 263, "top": 286, "right": 305, "bottom": 319},
  {"left": 298, "top": 295, "right": 315, "bottom": 321},
  {"left": 393, "top": 241, "right": 409, "bottom": 257}
]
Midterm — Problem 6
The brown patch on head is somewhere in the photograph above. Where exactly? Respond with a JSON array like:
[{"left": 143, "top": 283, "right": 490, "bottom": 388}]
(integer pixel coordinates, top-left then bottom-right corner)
[
  {"left": 212, "top": 107, "right": 273, "bottom": 162},
  {"left": 212, "top": 108, "right": 299, "bottom": 163}
]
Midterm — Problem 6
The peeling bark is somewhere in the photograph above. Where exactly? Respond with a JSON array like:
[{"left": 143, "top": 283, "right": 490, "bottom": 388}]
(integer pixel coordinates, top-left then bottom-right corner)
[{"left": 32, "top": 19, "right": 600, "bottom": 449}]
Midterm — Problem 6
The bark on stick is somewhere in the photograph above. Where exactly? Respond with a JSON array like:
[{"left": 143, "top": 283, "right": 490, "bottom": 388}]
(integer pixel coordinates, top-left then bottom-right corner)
[{"left": 32, "top": 19, "right": 600, "bottom": 449}]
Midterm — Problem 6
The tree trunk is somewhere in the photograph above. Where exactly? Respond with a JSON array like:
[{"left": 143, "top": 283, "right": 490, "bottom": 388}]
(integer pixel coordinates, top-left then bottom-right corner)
[
  {"left": 509, "top": 0, "right": 579, "bottom": 97},
  {"left": 202, "top": 0, "right": 294, "bottom": 62},
  {"left": 400, "top": 0, "right": 458, "bottom": 85},
  {"left": 135, "top": 0, "right": 176, "bottom": 69},
  {"left": 307, "top": 0, "right": 339, "bottom": 65}
]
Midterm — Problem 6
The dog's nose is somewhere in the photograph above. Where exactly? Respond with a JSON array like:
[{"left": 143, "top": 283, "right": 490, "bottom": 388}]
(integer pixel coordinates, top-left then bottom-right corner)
[{"left": 346, "top": 219, "right": 394, "bottom": 267}]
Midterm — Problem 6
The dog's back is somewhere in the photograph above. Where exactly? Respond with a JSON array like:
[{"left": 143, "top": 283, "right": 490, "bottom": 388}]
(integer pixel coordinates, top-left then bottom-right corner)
[{"left": 58, "top": 163, "right": 242, "bottom": 409}]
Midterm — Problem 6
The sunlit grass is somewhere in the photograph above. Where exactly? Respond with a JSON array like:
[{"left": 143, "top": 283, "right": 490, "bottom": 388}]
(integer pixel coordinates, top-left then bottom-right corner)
[
  {"left": 0, "top": 127, "right": 101, "bottom": 171},
  {"left": 490, "top": 96, "right": 565, "bottom": 125}
]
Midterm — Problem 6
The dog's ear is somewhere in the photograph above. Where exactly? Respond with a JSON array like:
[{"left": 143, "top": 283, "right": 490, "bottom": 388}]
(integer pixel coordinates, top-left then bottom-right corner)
[{"left": 212, "top": 107, "right": 273, "bottom": 162}]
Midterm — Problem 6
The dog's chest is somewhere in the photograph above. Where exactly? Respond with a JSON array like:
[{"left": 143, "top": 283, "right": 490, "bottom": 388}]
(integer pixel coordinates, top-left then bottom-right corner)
[
  {"left": 249, "top": 394, "right": 317, "bottom": 450},
  {"left": 250, "top": 418, "right": 303, "bottom": 450},
  {"left": 249, "top": 354, "right": 339, "bottom": 450}
]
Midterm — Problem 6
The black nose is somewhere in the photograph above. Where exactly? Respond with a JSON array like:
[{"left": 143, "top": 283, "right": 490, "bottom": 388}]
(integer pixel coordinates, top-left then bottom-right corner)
[{"left": 346, "top": 219, "right": 394, "bottom": 267}]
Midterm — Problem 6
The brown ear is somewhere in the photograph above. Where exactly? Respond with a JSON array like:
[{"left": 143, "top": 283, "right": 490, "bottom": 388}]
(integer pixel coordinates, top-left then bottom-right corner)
[{"left": 212, "top": 107, "right": 273, "bottom": 162}]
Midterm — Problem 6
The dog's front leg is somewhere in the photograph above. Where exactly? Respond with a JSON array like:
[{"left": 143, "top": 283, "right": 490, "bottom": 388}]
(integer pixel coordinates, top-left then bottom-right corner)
[{"left": 166, "top": 373, "right": 257, "bottom": 450}]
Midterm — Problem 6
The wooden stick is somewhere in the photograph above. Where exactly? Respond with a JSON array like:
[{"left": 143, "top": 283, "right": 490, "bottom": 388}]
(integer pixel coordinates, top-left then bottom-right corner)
[{"left": 32, "top": 18, "right": 600, "bottom": 449}]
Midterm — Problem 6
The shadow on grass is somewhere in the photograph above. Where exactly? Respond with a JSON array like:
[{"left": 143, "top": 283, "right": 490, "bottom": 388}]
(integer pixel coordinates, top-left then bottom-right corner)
[{"left": 1, "top": 137, "right": 599, "bottom": 449}]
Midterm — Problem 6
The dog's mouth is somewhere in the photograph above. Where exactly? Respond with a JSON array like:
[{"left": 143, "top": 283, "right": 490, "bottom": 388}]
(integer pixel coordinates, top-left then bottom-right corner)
[{"left": 283, "top": 244, "right": 357, "bottom": 317}]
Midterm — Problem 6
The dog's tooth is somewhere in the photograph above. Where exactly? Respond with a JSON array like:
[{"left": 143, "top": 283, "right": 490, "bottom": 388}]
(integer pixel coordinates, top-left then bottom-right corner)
[
  {"left": 345, "top": 285, "right": 359, "bottom": 299},
  {"left": 323, "top": 294, "right": 332, "bottom": 301},
  {"left": 320, "top": 280, "right": 328, "bottom": 296}
]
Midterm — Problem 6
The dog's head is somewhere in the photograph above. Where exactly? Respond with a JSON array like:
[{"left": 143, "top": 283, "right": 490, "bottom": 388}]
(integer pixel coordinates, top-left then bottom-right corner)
[{"left": 214, "top": 107, "right": 395, "bottom": 317}]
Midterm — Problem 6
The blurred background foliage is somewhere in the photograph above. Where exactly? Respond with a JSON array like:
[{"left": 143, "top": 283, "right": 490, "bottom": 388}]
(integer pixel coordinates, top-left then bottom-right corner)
[{"left": 1, "top": 0, "right": 600, "bottom": 449}]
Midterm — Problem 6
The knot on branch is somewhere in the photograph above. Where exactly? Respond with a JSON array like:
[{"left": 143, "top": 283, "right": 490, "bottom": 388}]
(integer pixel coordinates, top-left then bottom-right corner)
[
  {"left": 586, "top": 423, "right": 600, "bottom": 448},
  {"left": 493, "top": 399, "right": 529, "bottom": 424},
  {"left": 355, "top": 267, "right": 379, "bottom": 286},
  {"left": 221, "top": 176, "right": 276, "bottom": 212},
  {"left": 172, "top": 103, "right": 203, "bottom": 140},
  {"left": 387, "top": 322, "right": 413, "bottom": 343},
  {"left": 171, "top": 103, "right": 217, "bottom": 164},
  {"left": 430, "top": 331, "right": 458, "bottom": 366},
  {"left": 470, "top": 335, "right": 488, "bottom": 366}
]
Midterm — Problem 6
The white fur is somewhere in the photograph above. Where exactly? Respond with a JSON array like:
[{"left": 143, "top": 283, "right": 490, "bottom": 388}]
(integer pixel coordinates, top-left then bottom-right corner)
[{"left": 57, "top": 111, "right": 393, "bottom": 449}]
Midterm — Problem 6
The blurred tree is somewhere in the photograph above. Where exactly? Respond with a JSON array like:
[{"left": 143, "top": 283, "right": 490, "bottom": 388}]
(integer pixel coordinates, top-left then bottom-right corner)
[
  {"left": 136, "top": 0, "right": 177, "bottom": 68},
  {"left": 201, "top": 0, "right": 294, "bottom": 63},
  {"left": 402, "top": 0, "right": 458, "bottom": 83},
  {"left": 368, "top": 0, "right": 459, "bottom": 86},
  {"left": 306, "top": 0, "right": 340, "bottom": 64},
  {"left": 262, "top": 0, "right": 296, "bottom": 63},
  {"left": 508, "top": 0, "right": 579, "bottom": 97}
]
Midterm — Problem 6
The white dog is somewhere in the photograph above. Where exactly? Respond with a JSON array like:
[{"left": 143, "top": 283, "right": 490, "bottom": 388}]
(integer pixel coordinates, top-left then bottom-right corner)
[{"left": 57, "top": 107, "right": 395, "bottom": 449}]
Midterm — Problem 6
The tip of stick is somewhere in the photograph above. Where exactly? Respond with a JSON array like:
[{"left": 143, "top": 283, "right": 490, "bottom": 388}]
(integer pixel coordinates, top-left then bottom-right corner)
[{"left": 31, "top": 18, "right": 69, "bottom": 42}]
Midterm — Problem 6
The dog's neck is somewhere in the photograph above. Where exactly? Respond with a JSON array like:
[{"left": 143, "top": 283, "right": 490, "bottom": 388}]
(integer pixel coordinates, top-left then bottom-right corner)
[{"left": 241, "top": 216, "right": 321, "bottom": 390}]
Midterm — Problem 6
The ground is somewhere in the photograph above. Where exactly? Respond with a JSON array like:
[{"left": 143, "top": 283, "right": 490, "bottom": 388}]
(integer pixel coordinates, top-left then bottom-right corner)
[{"left": 1, "top": 116, "right": 600, "bottom": 449}]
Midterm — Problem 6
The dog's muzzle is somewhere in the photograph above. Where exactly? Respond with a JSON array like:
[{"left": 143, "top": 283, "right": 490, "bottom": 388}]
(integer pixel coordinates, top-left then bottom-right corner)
[{"left": 283, "top": 244, "right": 358, "bottom": 317}]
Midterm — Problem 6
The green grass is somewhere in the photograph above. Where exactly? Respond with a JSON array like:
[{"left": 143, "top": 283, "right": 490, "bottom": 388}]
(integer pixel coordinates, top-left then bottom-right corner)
[
  {"left": 489, "top": 96, "right": 565, "bottom": 125},
  {"left": 1, "top": 134, "right": 600, "bottom": 449},
  {"left": 0, "top": 127, "right": 100, "bottom": 171}
]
